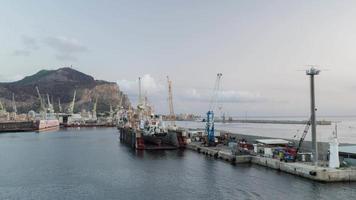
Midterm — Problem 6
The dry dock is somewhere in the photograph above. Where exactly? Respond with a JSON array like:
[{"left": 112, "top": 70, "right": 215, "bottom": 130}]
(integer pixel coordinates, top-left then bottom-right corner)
[{"left": 187, "top": 143, "right": 356, "bottom": 182}]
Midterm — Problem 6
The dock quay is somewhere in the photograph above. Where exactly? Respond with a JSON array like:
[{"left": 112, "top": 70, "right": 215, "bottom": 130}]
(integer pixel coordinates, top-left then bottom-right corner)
[
  {"left": 187, "top": 142, "right": 356, "bottom": 182},
  {"left": 0, "top": 121, "right": 35, "bottom": 132}
]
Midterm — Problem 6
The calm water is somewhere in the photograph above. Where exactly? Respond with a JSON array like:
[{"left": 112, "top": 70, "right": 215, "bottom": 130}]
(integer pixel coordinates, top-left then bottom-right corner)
[{"left": 0, "top": 128, "right": 355, "bottom": 200}]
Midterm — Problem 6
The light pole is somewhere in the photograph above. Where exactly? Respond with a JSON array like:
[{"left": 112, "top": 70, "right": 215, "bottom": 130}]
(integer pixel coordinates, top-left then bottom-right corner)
[{"left": 306, "top": 67, "right": 320, "bottom": 166}]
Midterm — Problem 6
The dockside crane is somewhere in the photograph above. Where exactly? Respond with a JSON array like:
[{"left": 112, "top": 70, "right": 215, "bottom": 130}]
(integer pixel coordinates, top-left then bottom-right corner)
[
  {"left": 92, "top": 97, "right": 97, "bottom": 120},
  {"left": 67, "top": 90, "right": 76, "bottom": 114},
  {"left": 47, "top": 94, "right": 54, "bottom": 113},
  {"left": 12, "top": 93, "right": 17, "bottom": 114},
  {"left": 35, "top": 86, "right": 46, "bottom": 114},
  {"left": 0, "top": 100, "right": 6, "bottom": 113},
  {"left": 167, "top": 76, "right": 175, "bottom": 126},
  {"left": 58, "top": 98, "right": 63, "bottom": 113},
  {"left": 205, "top": 73, "right": 223, "bottom": 146},
  {"left": 295, "top": 118, "right": 311, "bottom": 156}
]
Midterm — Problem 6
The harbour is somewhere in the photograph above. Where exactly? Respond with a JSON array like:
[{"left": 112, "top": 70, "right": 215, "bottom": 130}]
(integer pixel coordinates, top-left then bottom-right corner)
[
  {"left": 0, "top": 128, "right": 355, "bottom": 200},
  {"left": 3, "top": 1, "right": 356, "bottom": 198}
]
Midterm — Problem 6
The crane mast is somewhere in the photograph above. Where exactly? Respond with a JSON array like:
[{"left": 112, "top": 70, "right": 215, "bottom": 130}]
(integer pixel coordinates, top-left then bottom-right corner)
[
  {"left": 167, "top": 76, "right": 175, "bottom": 126},
  {"left": 206, "top": 73, "right": 222, "bottom": 145}
]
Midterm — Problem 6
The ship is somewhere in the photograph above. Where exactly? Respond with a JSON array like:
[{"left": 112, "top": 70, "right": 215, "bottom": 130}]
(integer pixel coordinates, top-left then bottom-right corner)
[
  {"left": 0, "top": 91, "right": 59, "bottom": 132},
  {"left": 118, "top": 76, "right": 186, "bottom": 150},
  {"left": 117, "top": 104, "right": 186, "bottom": 150}
]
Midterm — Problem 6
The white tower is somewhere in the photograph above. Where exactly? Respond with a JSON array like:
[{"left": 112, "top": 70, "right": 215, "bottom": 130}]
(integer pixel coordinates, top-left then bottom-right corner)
[{"left": 329, "top": 124, "right": 340, "bottom": 168}]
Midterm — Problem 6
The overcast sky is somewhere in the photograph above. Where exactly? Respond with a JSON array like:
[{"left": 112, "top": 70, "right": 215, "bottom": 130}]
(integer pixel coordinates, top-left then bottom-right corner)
[{"left": 1, "top": 0, "right": 356, "bottom": 116}]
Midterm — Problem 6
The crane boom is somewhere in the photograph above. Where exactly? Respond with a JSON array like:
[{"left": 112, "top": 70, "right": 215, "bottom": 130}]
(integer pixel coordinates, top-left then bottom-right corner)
[
  {"left": 167, "top": 76, "right": 175, "bottom": 126},
  {"left": 296, "top": 118, "right": 311, "bottom": 154}
]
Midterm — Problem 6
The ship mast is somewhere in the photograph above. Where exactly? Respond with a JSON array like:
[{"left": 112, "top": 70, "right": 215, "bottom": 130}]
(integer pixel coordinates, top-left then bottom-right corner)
[{"left": 167, "top": 76, "right": 175, "bottom": 126}]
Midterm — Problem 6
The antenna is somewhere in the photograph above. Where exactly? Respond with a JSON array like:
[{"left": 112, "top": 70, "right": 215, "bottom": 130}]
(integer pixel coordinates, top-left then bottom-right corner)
[{"left": 138, "top": 77, "right": 143, "bottom": 106}]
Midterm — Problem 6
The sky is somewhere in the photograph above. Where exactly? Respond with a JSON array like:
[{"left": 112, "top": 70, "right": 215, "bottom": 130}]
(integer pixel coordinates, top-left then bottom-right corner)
[{"left": 1, "top": 0, "right": 356, "bottom": 116}]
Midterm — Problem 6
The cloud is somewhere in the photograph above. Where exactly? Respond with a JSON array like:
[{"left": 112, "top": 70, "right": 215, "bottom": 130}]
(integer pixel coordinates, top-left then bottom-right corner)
[
  {"left": 22, "top": 35, "right": 39, "bottom": 50},
  {"left": 44, "top": 36, "right": 88, "bottom": 61},
  {"left": 183, "top": 88, "right": 266, "bottom": 103},
  {"left": 117, "top": 74, "right": 164, "bottom": 97},
  {"left": 0, "top": 74, "right": 24, "bottom": 82},
  {"left": 13, "top": 35, "right": 39, "bottom": 56},
  {"left": 13, "top": 50, "right": 31, "bottom": 56}
]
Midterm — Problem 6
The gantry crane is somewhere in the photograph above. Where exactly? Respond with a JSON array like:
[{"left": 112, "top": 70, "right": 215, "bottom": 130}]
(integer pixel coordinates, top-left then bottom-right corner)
[
  {"left": 206, "top": 73, "right": 223, "bottom": 146},
  {"left": 167, "top": 76, "right": 175, "bottom": 126}
]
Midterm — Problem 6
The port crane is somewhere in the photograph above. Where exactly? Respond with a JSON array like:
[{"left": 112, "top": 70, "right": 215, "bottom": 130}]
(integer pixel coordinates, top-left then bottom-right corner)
[
  {"left": 12, "top": 93, "right": 17, "bottom": 114},
  {"left": 295, "top": 118, "right": 311, "bottom": 156},
  {"left": 281, "top": 118, "right": 311, "bottom": 162},
  {"left": 0, "top": 100, "right": 5, "bottom": 113},
  {"left": 46, "top": 94, "right": 54, "bottom": 113},
  {"left": 205, "top": 73, "right": 223, "bottom": 146},
  {"left": 67, "top": 90, "right": 76, "bottom": 114},
  {"left": 35, "top": 86, "right": 46, "bottom": 114},
  {"left": 92, "top": 97, "right": 98, "bottom": 120},
  {"left": 167, "top": 76, "right": 175, "bottom": 126},
  {"left": 58, "top": 98, "right": 62, "bottom": 113}
]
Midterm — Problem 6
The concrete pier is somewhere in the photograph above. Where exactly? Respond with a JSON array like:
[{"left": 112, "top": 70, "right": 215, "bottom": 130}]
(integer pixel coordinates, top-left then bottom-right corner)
[{"left": 187, "top": 143, "right": 356, "bottom": 182}]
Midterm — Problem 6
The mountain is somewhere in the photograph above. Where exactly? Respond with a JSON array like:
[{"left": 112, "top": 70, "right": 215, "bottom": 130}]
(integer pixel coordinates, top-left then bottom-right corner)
[{"left": 0, "top": 67, "right": 130, "bottom": 113}]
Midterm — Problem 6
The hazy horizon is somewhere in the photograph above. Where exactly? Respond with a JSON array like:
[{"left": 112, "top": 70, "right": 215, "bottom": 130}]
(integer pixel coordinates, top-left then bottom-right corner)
[{"left": 2, "top": 0, "right": 356, "bottom": 116}]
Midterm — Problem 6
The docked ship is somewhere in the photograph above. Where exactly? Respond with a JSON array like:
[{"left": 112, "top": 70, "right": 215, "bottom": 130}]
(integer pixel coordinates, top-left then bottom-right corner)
[
  {"left": 118, "top": 77, "right": 186, "bottom": 150},
  {"left": 0, "top": 90, "right": 59, "bottom": 132},
  {"left": 34, "top": 116, "right": 60, "bottom": 131}
]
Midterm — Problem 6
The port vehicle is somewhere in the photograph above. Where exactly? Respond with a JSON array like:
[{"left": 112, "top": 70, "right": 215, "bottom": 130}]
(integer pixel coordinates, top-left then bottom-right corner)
[{"left": 273, "top": 119, "right": 311, "bottom": 162}]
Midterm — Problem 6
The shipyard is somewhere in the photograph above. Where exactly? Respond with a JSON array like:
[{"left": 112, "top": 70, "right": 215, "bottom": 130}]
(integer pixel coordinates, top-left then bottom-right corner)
[{"left": 2, "top": 1, "right": 356, "bottom": 199}]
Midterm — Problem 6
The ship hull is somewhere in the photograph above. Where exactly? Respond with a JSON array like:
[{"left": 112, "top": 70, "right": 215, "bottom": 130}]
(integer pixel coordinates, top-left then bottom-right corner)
[
  {"left": 35, "top": 119, "right": 60, "bottom": 131},
  {"left": 119, "top": 127, "right": 186, "bottom": 150}
]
